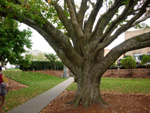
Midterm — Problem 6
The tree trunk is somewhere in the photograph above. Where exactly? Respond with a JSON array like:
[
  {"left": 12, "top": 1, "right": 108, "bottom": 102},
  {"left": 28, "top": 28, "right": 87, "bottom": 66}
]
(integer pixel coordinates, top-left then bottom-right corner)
[{"left": 72, "top": 68, "right": 107, "bottom": 108}]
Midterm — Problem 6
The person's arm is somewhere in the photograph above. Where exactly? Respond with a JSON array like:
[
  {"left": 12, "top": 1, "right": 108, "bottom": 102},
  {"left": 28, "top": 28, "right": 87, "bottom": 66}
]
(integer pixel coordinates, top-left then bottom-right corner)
[{"left": 2, "top": 75, "right": 9, "bottom": 88}]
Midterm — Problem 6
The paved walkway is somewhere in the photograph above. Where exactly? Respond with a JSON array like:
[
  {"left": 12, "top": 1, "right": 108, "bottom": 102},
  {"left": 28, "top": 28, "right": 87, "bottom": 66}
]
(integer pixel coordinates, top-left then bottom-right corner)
[{"left": 7, "top": 77, "right": 74, "bottom": 113}]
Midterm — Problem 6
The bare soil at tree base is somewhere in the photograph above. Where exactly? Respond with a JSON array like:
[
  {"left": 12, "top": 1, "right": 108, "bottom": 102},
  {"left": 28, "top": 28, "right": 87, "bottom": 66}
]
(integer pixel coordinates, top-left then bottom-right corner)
[{"left": 40, "top": 90, "right": 150, "bottom": 113}]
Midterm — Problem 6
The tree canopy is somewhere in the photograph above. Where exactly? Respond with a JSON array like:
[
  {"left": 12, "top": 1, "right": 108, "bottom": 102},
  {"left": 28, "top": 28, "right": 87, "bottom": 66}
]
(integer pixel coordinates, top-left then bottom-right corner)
[
  {"left": 0, "top": 18, "right": 32, "bottom": 66},
  {"left": 1, "top": 0, "right": 150, "bottom": 108}
]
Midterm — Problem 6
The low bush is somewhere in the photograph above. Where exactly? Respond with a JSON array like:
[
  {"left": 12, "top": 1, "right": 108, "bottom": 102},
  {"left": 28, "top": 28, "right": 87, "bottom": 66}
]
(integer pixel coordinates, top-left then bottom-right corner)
[{"left": 20, "top": 61, "right": 64, "bottom": 71}]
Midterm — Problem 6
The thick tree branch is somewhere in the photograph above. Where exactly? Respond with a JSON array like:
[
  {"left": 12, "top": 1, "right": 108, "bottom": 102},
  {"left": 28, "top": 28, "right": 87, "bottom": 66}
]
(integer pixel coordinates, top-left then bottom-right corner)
[
  {"left": 25, "top": 19, "right": 84, "bottom": 70},
  {"left": 94, "top": 31, "right": 150, "bottom": 78},
  {"left": 91, "top": 0, "right": 124, "bottom": 41},
  {"left": 65, "top": 0, "right": 86, "bottom": 56},
  {"left": 90, "top": 0, "right": 150, "bottom": 61},
  {"left": 84, "top": 0, "right": 103, "bottom": 41},
  {"left": 89, "top": 0, "right": 124, "bottom": 60},
  {"left": 88, "top": 0, "right": 95, "bottom": 8},
  {"left": 70, "top": 0, "right": 77, "bottom": 16},
  {"left": 132, "top": 13, "right": 150, "bottom": 27},
  {"left": 102, "top": 0, "right": 150, "bottom": 48},
  {"left": 46, "top": 1, "right": 81, "bottom": 55},
  {"left": 100, "top": 0, "right": 136, "bottom": 42},
  {"left": 104, "top": 32, "right": 150, "bottom": 65},
  {"left": 65, "top": 0, "right": 84, "bottom": 38},
  {"left": 43, "top": 21, "right": 83, "bottom": 66},
  {"left": 52, "top": 3, "right": 74, "bottom": 36},
  {"left": 77, "top": 0, "right": 88, "bottom": 28},
  {"left": 21, "top": 19, "right": 78, "bottom": 73},
  {"left": 45, "top": 0, "right": 73, "bottom": 34},
  {"left": 116, "top": 31, "right": 150, "bottom": 53}
]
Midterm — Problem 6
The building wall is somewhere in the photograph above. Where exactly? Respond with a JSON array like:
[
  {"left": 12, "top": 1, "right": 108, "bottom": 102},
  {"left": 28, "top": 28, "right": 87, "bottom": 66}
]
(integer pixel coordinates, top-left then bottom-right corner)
[
  {"left": 104, "top": 49, "right": 110, "bottom": 56},
  {"left": 125, "top": 29, "right": 150, "bottom": 58}
]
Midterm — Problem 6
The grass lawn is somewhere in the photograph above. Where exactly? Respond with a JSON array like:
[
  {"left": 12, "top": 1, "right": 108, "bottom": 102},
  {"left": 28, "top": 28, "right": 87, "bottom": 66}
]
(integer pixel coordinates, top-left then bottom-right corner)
[
  {"left": 5, "top": 68, "right": 21, "bottom": 71},
  {"left": 2, "top": 70, "right": 66, "bottom": 112},
  {"left": 67, "top": 77, "right": 150, "bottom": 94}
]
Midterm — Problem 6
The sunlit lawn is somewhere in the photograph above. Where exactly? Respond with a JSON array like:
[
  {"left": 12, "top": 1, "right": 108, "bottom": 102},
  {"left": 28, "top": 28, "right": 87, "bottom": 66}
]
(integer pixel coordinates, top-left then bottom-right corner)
[
  {"left": 2, "top": 70, "right": 65, "bottom": 112},
  {"left": 67, "top": 77, "right": 150, "bottom": 94}
]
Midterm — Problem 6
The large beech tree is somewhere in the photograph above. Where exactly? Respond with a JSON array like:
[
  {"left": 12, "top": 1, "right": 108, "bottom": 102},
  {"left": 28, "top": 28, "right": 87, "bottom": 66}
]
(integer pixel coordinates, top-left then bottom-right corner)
[{"left": 1, "top": 0, "right": 150, "bottom": 107}]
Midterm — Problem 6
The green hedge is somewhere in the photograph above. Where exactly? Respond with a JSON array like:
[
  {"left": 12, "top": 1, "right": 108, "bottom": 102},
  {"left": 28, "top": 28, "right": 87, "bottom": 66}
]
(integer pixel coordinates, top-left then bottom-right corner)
[{"left": 20, "top": 61, "right": 64, "bottom": 71}]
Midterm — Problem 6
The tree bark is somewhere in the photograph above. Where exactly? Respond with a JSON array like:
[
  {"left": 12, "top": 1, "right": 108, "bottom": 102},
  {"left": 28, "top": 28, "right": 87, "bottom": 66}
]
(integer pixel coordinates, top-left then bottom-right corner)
[{"left": 72, "top": 66, "right": 107, "bottom": 108}]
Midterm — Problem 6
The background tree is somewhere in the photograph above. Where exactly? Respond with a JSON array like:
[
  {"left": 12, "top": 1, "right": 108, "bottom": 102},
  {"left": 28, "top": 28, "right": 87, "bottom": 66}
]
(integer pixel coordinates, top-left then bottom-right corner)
[
  {"left": 20, "top": 54, "right": 32, "bottom": 68},
  {"left": 45, "top": 53, "right": 58, "bottom": 70},
  {"left": 1, "top": 0, "right": 150, "bottom": 107},
  {"left": 30, "top": 53, "right": 49, "bottom": 61},
  {"left": 121, "top": 57, "right": 137, "bottom": 77},
  {"left": 0, "top": 18, "right": 32, "bottom": 67}
]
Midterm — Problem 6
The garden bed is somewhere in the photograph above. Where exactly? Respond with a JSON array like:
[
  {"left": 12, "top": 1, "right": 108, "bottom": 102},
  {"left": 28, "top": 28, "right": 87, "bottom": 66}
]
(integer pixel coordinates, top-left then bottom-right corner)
[{"left": 103, "top": 68, "right": 150, "bottom": 78}]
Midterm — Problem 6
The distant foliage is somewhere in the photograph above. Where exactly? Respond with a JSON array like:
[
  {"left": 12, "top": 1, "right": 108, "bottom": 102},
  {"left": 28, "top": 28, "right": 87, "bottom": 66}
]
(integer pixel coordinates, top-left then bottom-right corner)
[
  {"left": 20, "top": 61, "right": 64, "bottom": 71},
  {"left": 30, "top": 53, "right": 49, "bottom": 61},
  {"left": 45, "top": 54, "right": 57, "bottom": 63}
]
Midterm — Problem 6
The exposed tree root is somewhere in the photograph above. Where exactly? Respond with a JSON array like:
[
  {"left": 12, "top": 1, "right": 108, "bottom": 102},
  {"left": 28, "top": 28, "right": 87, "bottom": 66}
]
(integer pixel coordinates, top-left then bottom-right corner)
[
  {"left": 98, "top": 98, "right": 108, "bottom": 108},
  {"left": 70, "top": 92, "right": 109, "bottom": 109},
  {"left": 66, "top": 99, "right": 74, "bottom": 104}
]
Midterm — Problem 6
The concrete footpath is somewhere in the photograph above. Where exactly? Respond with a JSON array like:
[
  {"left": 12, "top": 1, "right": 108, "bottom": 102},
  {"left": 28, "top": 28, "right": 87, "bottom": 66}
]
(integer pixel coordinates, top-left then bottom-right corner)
[{"left": 7, "top": 77, "right": 74, "bottom": 113}]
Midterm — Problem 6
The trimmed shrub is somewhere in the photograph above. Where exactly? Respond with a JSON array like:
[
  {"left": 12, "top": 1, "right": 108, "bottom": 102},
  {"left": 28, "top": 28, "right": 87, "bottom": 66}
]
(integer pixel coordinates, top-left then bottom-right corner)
[
  {"left": 55, "top": 61, "right": 64, "bottom": 70},
  {"left": 121, "top": 57, "right": 136, "bottom": 69},
  {"left": 20, "top": 61, "right": 64, "bottom": 71},
  {"left": 121, "top": 57, "right": 136, "bottom": 77},
  {"left": 141, "top": 55, "right": 150, "bottom": 67}
]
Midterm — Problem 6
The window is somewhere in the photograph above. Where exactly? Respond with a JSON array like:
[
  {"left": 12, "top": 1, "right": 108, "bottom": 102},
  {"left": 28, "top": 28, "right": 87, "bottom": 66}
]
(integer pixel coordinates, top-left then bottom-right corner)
[
  {"left": 133, "top": 53, "right": 141, "bottom": 58},
  {"left": 133, "top": 53, "right": 141, "bottom": 61}
]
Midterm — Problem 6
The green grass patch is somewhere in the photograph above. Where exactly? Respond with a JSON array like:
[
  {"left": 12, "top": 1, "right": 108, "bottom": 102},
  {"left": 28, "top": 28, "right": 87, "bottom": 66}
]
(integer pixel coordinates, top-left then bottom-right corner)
[
  {"left": 5, "top": 68, "right": 21, "bottom": 71},
  {"left": 67, "top": 77, "right": 150, "bottom": 94},
  {"left": 2, "top": 71, "right": 65, "bottom": 112}
]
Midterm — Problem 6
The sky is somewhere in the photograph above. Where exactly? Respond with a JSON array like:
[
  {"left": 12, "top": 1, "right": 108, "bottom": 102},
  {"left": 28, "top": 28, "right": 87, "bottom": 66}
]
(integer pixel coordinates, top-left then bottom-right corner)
[{"left": 19, "top": 23, "right": 56, "bottom": 54}]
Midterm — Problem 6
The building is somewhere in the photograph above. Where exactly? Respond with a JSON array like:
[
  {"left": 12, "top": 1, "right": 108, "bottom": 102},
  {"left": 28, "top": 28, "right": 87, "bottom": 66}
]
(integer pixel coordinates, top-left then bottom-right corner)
[
  {"left": 124, "top": 29, "right": 150, "bottom": 59},
  {"left": 104, "top": 49, "right": 110, "bottom": 56}
]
